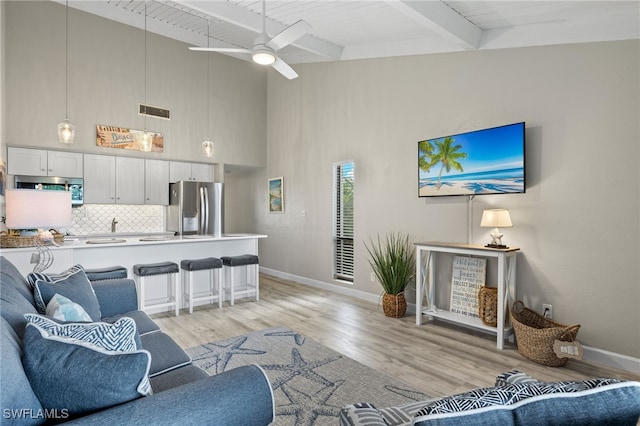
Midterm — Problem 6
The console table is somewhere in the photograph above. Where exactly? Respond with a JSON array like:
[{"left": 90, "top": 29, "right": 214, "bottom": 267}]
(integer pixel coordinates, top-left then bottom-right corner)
[{"left": 415, "top": 242, "right": 520, "bottom": 349}]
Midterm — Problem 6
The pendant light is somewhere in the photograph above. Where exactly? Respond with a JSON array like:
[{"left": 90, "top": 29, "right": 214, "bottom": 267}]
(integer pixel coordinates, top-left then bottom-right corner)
[
  {"left": 201, "top": 19, "right": 214, "bottom": 158},
  {"left": 140, "top": 0, "right": 152, "bottom": 152},
  {"left": 57, "top": 0, "right": 75, "bottom": 144}
]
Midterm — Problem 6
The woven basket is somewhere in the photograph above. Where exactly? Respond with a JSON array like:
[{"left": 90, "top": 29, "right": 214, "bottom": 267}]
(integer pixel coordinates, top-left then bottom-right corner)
[
  {"left": 478, "top": 286, "right": 498, "bottom": 327},
  {"left": 382, "top": 292, "right": 407, "bottom": 318},
  {"left": 0, "top": 230, "right": 65, "bottom": 248},
  {"left": 511, "top": 301, "right": 580, "bottom": 367}
]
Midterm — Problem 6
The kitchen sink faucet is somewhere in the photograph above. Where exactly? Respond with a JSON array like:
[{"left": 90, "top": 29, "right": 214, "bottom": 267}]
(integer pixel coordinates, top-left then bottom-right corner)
[{"left": 111, "top": 217, "right": 118, "bottom": 233}]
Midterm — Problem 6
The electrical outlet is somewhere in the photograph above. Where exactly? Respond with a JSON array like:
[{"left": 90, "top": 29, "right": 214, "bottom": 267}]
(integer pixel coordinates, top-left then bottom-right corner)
[
  {"left": 370, "top": 272, "right": 376, "bottom": 282},
  {"left": 542, "top": 304, "right": 553, "bottom": 319}
]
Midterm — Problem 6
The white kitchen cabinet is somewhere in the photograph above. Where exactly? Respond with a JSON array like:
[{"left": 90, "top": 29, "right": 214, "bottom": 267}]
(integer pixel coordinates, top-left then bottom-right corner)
[
  {"left": 83, "top": 154, "right": 116, "bottom": 203},
  {"left": 144, "top": 159, "right": 169, "bottom": 205},
  {"left": 116, "top": 157, "right": 145, "bottom": 204},
  {"left": 84, "top": 154, "right": 144, "bottom": 204},
  {"left": 8, "top": 147, "right": 83, "bottom": 177},
  {"left": 169, "top": 161, "right": 212, "bottom": 182}
]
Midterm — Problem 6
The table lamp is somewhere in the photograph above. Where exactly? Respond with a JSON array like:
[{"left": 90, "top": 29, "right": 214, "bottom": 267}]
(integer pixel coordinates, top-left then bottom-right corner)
[
  {"left": 5, "top": 189, "right": 72, "bottom": 272},
  {"left": 480, "top": 209, "right": 512, "bottom": 248}
]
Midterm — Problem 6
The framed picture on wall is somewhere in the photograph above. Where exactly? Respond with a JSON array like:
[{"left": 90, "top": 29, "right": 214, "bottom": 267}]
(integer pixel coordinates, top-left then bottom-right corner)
[{"left": 268, "top": 177, "right": 284, "bottom": 213}]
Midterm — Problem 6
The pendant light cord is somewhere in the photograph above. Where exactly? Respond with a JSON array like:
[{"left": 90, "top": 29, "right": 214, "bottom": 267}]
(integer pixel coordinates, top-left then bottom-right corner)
[
  {"left": 64, "top": 0, "right": 69, "bottom": 121},
  {"left": 207, "top": 19, "right": 210, "bottom": 140},
  {"left": 144, "top": 0, "right": 147, "bottom": 132}
]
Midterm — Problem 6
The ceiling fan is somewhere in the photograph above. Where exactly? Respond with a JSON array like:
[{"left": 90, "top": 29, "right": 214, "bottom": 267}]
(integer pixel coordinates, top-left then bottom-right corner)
[{"left": 189, "top": 0, "right": 311, "bottom": 80}]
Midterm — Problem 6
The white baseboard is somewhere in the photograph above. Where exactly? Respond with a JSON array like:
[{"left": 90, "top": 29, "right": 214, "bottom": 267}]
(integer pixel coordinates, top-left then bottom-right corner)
[{"left": 260, "top": 267, "right": 640, "bottom": 375}]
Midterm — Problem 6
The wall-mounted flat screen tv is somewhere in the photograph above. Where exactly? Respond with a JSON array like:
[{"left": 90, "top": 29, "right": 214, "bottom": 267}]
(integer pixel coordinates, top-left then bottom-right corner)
[{"left": 418, "top": 122, "right": 525, "bottom": 197}]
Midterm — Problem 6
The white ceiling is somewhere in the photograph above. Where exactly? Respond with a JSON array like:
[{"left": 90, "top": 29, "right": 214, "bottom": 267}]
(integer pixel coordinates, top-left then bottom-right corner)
[{"left": 60, "top": 0, "right": 639, "bottom": 65}]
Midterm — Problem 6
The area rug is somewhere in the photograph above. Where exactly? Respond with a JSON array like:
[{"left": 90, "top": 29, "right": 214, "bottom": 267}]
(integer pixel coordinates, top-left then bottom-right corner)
[{"left": 186, "top": 326, "right": 432, "bottom": 425}]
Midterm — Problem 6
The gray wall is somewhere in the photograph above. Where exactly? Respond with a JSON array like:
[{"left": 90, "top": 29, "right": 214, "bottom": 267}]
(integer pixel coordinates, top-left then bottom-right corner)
[
  {"left": 2, "top": 1, "right": 266, "bottom": 168},
  {"left": 256, "top": 41, "right": 640, "bottom": 359}
]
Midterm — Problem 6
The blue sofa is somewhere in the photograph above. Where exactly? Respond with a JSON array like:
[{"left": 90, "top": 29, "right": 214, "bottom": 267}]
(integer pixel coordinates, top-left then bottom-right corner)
[{"left": 0, "top": 256, "right": 275, "bottom": 425}]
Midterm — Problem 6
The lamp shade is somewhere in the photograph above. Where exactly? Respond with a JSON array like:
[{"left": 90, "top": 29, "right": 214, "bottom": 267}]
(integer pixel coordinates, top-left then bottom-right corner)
[
  {"left": 480, "top": 209, "right": 513, "bottom": 228},
  {"left": 5, "top": 190, "right": 72, "bottom": 229}
]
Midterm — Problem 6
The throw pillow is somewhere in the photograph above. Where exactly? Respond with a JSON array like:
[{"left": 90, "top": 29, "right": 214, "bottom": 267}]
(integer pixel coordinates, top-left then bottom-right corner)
[
  {"left": 27, "top": 264, "right": 85, "bottom": 289},
  {"left": 45, "top": 294, "right": 92, "bottom": 322},
  {"left": 495, "top": 370, "right": 539, "bottom": 387},
  {"left": 22, "top": 319, "right": 152, "bottom": 418},
  {"left": 24, "top": 313, "right": 139, "bottom": 352},
  {"left": 32, "top": 268, "right": 101, "bottom": 321},
  {"left": 413, "top": 378, "right": 631, "bottom": 426}
]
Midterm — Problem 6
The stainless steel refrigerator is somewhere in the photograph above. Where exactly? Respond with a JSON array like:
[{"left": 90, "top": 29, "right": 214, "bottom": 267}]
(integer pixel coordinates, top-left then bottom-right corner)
[{"left": 167, "top": 181, "right": 223, "bottom": 237}]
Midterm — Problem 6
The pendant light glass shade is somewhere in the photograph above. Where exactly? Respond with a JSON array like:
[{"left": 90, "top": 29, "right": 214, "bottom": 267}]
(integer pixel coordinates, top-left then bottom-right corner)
[
  {"left": 202, "top": 139, "right": 214, "bottom": 157},
  {"left": 140, "top": 131, "right": 153, "bottom": 152},
  {"left": 57, "top": 120, "right": 75, "bottom": 144}
]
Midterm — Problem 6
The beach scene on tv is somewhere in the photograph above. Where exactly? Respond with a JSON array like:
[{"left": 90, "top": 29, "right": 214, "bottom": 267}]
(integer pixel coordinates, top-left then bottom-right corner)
[{"left": 418, "top": 123, "right": 525, "bottom": 197}]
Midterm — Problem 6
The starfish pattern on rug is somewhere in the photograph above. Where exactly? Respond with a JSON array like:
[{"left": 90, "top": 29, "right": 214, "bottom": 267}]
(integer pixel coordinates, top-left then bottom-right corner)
[
  {"left": 190, "top": 336, "right": 266, "bottom": 374},
  {"left": 264, "top": 329, "right": 306, "bottom": 346},
  {"left": 262, "top": 347, "right": 341, "bottom": 390},
  {"left": 276, "top": 381, "right": 345, "bottom": 426}
]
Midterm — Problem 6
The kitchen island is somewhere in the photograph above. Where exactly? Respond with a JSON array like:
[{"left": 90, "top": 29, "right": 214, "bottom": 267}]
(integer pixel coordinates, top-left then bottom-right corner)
[{"left": 0, "top": 233, "right": 266, "bottom": 312}]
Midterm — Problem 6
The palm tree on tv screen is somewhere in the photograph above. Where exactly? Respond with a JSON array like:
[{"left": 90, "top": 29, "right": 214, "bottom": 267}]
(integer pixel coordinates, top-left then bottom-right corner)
[{"left": 420, "top": 137, "right": 468, "bottom": 189}]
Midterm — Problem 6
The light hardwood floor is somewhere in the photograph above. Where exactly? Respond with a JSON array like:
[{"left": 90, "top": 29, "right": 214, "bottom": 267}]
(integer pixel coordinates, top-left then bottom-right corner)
[{"left": 153, "top": 274, "right": 640, "bottom": 398}]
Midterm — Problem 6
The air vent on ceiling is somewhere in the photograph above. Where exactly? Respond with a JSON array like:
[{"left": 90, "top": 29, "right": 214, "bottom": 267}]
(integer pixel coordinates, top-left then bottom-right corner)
[{"left": 138, "top": 104, "right": 171, "bottom": 120}]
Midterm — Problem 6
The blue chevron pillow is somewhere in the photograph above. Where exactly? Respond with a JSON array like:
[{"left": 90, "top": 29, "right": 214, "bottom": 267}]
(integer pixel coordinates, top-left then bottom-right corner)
[
  {"left": 22, "top": 314, "right": 152, "bottom": 418},
  {"left": 414, "top": 378, "right": 640, "bottom": 426}
]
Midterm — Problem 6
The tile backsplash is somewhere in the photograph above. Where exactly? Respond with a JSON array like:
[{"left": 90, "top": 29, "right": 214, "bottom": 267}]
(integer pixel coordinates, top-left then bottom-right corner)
[{"left": 64, "top": 204, "right": 166, "bottom": 235}]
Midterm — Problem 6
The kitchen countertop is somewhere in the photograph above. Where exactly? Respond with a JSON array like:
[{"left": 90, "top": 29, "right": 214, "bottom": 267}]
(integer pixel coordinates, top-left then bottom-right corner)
[{"left": 0, "top": 233, "right": 267, "bottom": 252}]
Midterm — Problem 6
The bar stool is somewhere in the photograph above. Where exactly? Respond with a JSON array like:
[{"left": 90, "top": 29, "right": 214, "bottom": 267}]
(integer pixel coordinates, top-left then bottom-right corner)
[
  {"left": 180, "top": 257, "right": 223, "bottom": 314},
  {"left": 133, "top": 261, "right": 180, "bottom": 316},
  {"left": 221, "top": 255, "right": 259, "bottom": 306}
]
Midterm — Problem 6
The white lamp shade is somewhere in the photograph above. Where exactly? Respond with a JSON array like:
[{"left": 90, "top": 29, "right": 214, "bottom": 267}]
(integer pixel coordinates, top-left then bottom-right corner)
[
  {"left": 480, "top": 209, "right": 513, "bottom": 228},
  {"left": 202, "top": 139, "right": 214, "bottom": 157},
  {"left": 5, "top": 190, "right": 72, "bottom": 229}
]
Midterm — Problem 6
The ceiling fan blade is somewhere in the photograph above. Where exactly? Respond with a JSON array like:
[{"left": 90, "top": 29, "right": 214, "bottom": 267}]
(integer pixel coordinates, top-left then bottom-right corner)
[
  {"left": 267, "top": 20, "right": 311, "bottom": 51},
  {"left": 271, "top": 57, "right": 298, "bottom": 80},
  {"left": 189, "top": 47, "right": 251, "bottom": 54}
]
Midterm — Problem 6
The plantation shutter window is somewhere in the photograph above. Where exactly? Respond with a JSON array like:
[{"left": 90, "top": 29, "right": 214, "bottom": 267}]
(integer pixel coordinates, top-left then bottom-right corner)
[{"left": 334, "top": 161, "right": 354, "bottom": 282}]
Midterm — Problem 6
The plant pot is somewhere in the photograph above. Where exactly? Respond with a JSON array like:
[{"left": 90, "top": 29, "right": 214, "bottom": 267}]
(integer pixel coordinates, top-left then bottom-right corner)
[{"left": 382, "top": 292, "right": 406, "bottom": 318}]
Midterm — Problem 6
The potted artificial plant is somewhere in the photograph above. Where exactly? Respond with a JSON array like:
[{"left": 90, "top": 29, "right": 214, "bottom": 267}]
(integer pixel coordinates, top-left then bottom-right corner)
[{"left": 365, "top": 232, "right": 415, "bottom": 318}]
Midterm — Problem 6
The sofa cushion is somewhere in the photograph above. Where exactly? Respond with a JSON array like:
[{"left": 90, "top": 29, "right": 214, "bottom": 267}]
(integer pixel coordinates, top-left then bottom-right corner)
[
  {"left": 32, "top": 269, "right": 101, "bottom": 321},
  {"left": 413, "top": 379, "right": 640, "bottom": 426},
  {"left": 0, "top": 317, "right": 43, "bottom": 426},
  {"left": 0, "top": 256, "right": 38, "bottom": 338},
  {"left": 45, "top": 293, "right": 92, "bottom": 322},
  {"left": 149, "top": 364, "right": 209, "bottom": 393},
  {"left": 140, "top": 332, "right": 192, "bottom": 377},
  {"left": 102, "top": 310, "right": 160, "bottom": 336},
  {"left": 22, "top": 320, "right": 152, "bottom": 418},
  {"left": 340, "top": 403, "right": 387, "bottom": 426}
]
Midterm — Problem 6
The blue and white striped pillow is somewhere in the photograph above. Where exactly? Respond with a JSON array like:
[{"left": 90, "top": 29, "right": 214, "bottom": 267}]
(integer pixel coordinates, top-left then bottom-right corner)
[{"left": 24, "top": 313, "right": 138, "bottom": 352}]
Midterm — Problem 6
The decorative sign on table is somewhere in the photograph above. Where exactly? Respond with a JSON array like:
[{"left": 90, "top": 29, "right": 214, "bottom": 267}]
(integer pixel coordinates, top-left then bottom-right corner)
[
  {"left": 96, "top": 125, "right": 164, "bottom": 152},
  {"left": 450, "top": 256, "right": 487, "bottom": 318}
]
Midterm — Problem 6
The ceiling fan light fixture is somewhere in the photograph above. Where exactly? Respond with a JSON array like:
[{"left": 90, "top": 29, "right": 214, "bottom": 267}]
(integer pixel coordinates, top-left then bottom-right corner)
[{"left": 252, "top": 47, "right": 276, "bottom": 65}]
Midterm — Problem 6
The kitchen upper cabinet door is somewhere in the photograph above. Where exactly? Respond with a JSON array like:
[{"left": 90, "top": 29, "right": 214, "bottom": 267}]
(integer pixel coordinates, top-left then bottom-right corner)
[
  {"left": 84, "top": 154, "right": 116, "bottom": 204},
  {"left": 7, "top": 147, "right": 47, "bottom": 176},
  {"left": 190, "top": 163, "right": 213, "bottom": 182},
  {"left": 169, "top": 161, "right": 192, "bottom": 182},
  {"left": 47, "top": 151, "right": 83, "bottom": 177},
  {"left": 116, "top": 157, "right": 145, "bottom": 204},
  {"left": 145, "top": 159, "right": 169, "bottom": 205}
]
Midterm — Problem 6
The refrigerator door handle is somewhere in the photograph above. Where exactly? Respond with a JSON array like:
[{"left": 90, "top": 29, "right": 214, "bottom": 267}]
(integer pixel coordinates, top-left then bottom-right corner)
[
  {"left": 202, "top": 186, "right": 210, "bottom": 235},
  {"left": 199, "top": 186, "right": 205, "bottom": 234}
]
